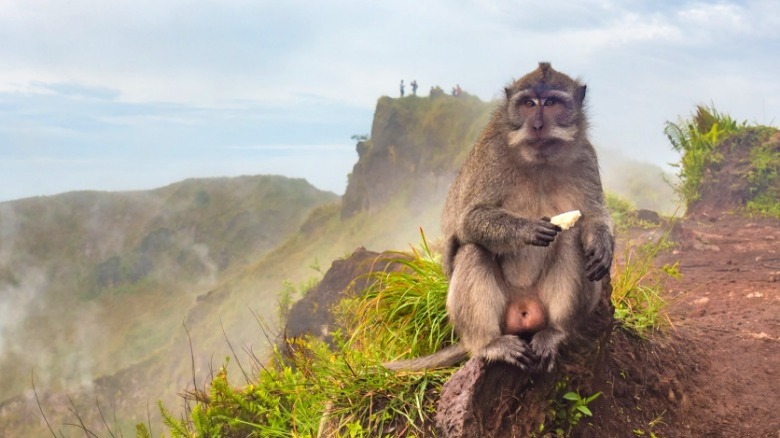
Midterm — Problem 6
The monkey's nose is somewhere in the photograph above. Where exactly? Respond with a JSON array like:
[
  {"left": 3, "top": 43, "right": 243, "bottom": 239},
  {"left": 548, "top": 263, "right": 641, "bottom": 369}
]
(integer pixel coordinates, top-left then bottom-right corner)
[{"left": 533, "top": 119, "right": 544, "bottom": 132}]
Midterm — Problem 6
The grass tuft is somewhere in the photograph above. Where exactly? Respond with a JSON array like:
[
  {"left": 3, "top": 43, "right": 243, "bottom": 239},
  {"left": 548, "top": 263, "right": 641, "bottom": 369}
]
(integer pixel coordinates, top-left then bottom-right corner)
[
  {"left": 665, "top": 105, "right": 743, "bottom": 206},
  {"left": 339, "top": 230, "right": 456, "bottom": 362},
  {"left": 611, "top": 228, "right": 678, "bottom": 337}
]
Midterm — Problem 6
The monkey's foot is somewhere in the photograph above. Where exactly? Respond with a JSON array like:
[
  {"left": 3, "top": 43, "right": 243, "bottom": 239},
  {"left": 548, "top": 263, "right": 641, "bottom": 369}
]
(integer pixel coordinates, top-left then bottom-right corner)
[
  {"left": 478, "top": 335, "right": 537, "bottom": 371},
  {"left": 530, "top": 329, "right": 566, "bottom": 372}
]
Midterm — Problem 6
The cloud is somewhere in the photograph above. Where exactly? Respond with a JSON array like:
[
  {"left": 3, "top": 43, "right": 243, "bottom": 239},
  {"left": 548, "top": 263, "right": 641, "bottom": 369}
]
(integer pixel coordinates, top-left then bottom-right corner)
[
  {"left": 677, "top": 1, "right": 780, "bottom": 39},
  {"left": 27, "top": 81, "right": 120, "bottom": 100}
]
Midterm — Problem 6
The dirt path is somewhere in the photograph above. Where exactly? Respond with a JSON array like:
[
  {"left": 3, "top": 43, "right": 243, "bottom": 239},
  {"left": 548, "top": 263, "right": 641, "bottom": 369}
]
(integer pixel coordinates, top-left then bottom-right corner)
[{"left": 657, "top": 214, "right": 780, "bottom": 437}]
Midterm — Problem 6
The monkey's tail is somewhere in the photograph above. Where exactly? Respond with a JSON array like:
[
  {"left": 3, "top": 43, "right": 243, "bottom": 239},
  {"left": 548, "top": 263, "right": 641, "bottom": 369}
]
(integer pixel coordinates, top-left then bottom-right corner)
[{"left": 382, "top": 344, "right": 468, "bottom": 372}]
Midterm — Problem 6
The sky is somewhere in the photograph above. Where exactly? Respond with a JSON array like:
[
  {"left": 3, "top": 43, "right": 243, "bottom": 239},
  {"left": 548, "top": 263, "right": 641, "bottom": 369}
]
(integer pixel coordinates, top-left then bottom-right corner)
[{"left": 1, "top": 0, "right": 778, "bottom": 202}]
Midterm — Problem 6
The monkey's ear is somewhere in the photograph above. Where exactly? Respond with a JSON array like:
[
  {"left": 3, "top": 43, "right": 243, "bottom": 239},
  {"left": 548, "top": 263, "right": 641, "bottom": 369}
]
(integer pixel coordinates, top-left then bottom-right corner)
[{"left": 575, "top": 85, "right": 587, "bottom": 104}]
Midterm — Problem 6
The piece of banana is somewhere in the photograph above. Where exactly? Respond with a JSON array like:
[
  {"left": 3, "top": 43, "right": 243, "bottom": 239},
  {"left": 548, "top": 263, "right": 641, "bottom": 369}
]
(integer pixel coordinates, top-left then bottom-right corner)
[{"left": 550, "top": 210, "right": 582, "bottom": 230}]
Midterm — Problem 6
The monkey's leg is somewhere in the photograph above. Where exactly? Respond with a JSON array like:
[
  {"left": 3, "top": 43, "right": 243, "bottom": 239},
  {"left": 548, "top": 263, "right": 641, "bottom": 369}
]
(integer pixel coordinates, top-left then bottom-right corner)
[
  {"left": 532, "top": 247, "right": 582, "bottom": 372},
  {"left": 447, "top": 244, "right": 536, "bottom": 370}
]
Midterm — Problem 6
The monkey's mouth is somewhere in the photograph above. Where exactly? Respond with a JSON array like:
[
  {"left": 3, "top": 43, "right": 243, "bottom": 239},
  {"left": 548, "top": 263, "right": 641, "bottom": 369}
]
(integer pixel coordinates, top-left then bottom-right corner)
[{"left": 524, "top": 137, "right": 563, "bottom": 151}]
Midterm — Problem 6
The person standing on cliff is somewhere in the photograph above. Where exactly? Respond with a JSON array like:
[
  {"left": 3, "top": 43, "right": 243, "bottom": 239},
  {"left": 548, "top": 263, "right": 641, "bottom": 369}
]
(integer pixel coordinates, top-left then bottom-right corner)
[
  {"left": 400, "top": 80, "right": 405, "bottom": 97},
  {"left": 411, "top": 80, "right": 418, "bottom": 96}
]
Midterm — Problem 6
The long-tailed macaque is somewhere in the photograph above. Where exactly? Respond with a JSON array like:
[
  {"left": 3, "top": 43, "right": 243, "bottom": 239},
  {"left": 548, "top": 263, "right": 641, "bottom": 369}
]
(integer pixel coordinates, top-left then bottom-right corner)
[{"left": 385, "top": 63, "right": 614, "bottom": 372}]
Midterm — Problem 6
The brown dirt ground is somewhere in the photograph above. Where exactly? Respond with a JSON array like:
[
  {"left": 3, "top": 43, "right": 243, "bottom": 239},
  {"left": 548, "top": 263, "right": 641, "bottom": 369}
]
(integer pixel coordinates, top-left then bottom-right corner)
[{"left": 650, "top": 214, "right": 780, "bottom": 437}]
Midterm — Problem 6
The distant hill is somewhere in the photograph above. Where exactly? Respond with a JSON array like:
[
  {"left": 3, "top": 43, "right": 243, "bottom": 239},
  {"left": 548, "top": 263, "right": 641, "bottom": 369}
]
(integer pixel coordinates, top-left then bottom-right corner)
[{"left": 0, "top": 175, "right": 336, "bottom": 403}]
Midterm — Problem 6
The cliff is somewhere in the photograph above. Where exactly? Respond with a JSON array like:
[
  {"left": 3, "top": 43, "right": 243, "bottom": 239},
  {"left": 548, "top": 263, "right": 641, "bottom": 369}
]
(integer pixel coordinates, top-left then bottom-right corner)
[{"left": 341, "top": 93, "right": 493, "bottom": 218}]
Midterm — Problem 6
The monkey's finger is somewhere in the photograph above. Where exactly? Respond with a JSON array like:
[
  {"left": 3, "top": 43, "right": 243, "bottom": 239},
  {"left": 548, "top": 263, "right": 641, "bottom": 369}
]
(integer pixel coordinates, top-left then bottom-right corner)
[
  {"left": 536, "top": 220, "right": 561, "bottom": 231},
  {"left": 538, "top": 225, "right": 561, "bottom": 239},
  {"left": 586, "top": 257, "right": 607, "bottom": 273},
  {"left": 586, "top": 258, "right": 604, "bottom": 274},
  {"left": 529, "top": 233, "right": 555, "bottom": 246},
  {"left": 588, "top": 264, "right": 609, "bottom": 281},
  {"left": 536, "top": 229, "right": 559, "bottom": 240},
  {"left": 539, "top": 221, "right": 562, "bottom": 232},
  {"left": 512, "top": 351, "right": 536, "bottom": 370},
  {"left": 586, "top": 255, "right": 605, "bottom": 274},
  {"left": 530, "top": 237, "right": 554, "bottom": 247},
  {"left": 543, "top": 356, "right": 556, "bottom": 373},
  {"left": 534, "top": 352, "right": 556, "bottom": 373},
  {"left": 585, "top": 252, "right": 602, "bottom": 271}
]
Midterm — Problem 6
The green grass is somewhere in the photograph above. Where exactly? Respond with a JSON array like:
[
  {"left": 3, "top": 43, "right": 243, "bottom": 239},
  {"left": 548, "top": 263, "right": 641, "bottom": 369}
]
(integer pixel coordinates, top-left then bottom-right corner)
[
  {"left": 339, "top": 231, "right": 455, "bottom": 362},
  {"left": 746, "top": 132, "right": 780, "bottom": 218},
  {"left": 611, "top": 228, "right": 678, "bottom": 337},
  {"left": 583, "top": 189, "right": 680, "bottom": 336},
  {"left": 154, "top": 329, "right": 452, "bottom": 437},
  {"left": 665, "top": 105, "right": 743, "bottom": 207}
]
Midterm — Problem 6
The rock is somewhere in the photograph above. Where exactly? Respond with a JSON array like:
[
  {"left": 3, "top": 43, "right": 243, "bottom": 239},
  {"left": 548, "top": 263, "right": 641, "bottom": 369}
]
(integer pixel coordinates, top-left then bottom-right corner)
[
  {"left": 636, "top": 209, "right": 662, "bottom": 224},
  {"left": 283, "top": 248, "right": 399, "bottom": 346},
  {"left": 435, "top": 360, "right": 531, "bottom": 438}
]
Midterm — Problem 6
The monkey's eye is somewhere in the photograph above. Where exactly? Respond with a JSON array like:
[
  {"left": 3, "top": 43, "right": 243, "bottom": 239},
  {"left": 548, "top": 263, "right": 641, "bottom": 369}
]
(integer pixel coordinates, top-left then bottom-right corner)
[
  {"left": 543, "top": 98, "right": 556, "bottom": 106},
  {"left": 523, "top": 99, "right": 536, "bottom": 107}
]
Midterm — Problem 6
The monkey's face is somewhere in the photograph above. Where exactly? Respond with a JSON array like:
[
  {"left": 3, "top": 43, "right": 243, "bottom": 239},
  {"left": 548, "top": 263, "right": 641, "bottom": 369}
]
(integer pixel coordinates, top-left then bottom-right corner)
[{"left": 505, "top": 85, "right": 583, "bottom": 163}]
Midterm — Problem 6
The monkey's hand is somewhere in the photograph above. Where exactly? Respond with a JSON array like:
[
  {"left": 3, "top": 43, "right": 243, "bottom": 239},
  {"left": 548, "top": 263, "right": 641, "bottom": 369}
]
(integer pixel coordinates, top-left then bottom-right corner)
[
  {"left": 584, "top": 226, "right": 614, "bottom": 281},
  {"left": 530, "top": 328, "right": 566, "bottom": 373},
  {"left": 479, "top": 335, "right": 537, "bottom": 371},
  {"left": 520, "top": 217, "right": 562, "bottom": 247}
]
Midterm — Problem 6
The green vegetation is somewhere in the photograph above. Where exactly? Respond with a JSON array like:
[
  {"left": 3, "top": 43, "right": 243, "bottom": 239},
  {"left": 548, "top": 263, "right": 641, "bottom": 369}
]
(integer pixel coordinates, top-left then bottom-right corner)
[
  {"left": 340, "top": 232, "right": 455, "bottom": 361},
  {"left": 611, "top": 232, "right": 678, "bottom": 337},
  {"left": 607, "top": 191, "right": 678, "bottom": 337},
  {"left": 666, "top": 105, "right": 779, "bottom": 217},
  {"left": 542, "top": 380, "right": 602, "bottom": 437},
  {"left": 606, "top": 191, "right": 636, "bottom": 227},
  {"left": 277, "top": 260, "right": 324, "bottom": 325},
  {"left": 746, "top": 134, "right": 780, "bottom": 217},
  {"left": 665, "top": 105, "right": 743, "bottom": 206}
]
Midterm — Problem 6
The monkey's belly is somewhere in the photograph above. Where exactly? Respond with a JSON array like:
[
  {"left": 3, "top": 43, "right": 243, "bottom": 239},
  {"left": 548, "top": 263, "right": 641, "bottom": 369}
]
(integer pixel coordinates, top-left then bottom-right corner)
[
  {"left": 500, "top": 248, "right": 547, "bottom": 289},
  {"left": 501, "top": 229, "right": 580, "bottom": 290}
]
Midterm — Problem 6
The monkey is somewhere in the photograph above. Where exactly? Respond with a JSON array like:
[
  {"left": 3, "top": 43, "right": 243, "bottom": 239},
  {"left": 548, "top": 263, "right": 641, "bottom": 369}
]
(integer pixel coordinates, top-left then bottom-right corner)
[{"left": 384, "top": 63, "right": 614, "bottom": 373}]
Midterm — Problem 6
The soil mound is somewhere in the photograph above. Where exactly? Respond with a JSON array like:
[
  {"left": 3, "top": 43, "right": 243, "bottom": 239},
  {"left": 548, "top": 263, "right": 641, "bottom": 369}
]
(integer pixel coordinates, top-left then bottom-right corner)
[{"left": 688, "top": 127, "right": 780, "bottom": 218}]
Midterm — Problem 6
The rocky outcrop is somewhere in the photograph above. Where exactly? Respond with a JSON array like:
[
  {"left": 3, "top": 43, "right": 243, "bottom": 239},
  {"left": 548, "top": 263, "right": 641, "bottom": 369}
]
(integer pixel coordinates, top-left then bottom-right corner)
[{"left": 341, "top": 94, "right": 493, "bottom": 218}]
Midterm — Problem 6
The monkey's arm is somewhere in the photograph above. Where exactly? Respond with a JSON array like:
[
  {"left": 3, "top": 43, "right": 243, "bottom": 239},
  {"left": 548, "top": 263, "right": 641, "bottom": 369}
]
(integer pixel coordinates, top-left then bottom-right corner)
[
  {"left": 580, "top": 205, "right": 614, "bottom": 281},
  {"left": 459, "top": 204, "right": 561, "bottom": 254}
]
